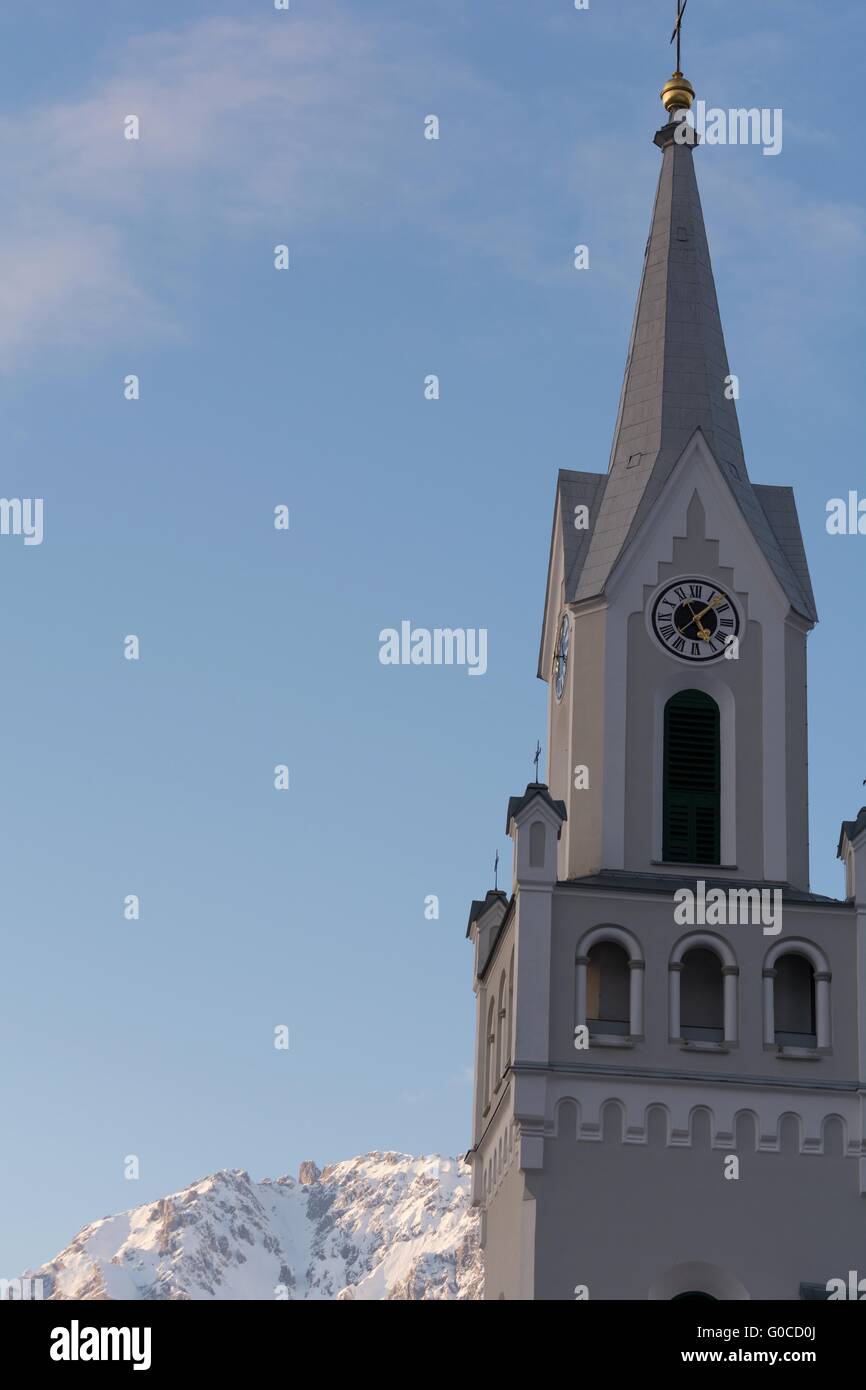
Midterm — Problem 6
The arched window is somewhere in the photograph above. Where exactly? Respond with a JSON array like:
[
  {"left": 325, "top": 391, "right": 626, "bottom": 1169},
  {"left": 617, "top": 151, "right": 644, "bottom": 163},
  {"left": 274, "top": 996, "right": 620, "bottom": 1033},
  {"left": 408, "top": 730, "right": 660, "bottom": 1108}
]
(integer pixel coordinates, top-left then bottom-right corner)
[
  {"left": 773, "top": 952, "right": 817, "bottom": 1048},
  {"left": 663, "top": 690, "right": 720, "bottom": 864},
  {"left": 484, "top": 1001, "right": 496, "bottom": 1108},
  {"left": 763, "top": 939, "right": 831, "bottom": 1052},
  {"left": 586, "top": 942, "right": 630, "bottom": 1037},
  {"left": 575, "top": 926, "right": 644, "bottom": 1041},
  {"left": 495, "top": 972, "right": 507, "bottom": 1078},
  {"left": 669, "top": 934, "right": 737, "bottom": 1045},
  {"left": 680, "top": 947, "right": 724, "bottom": 1043}
]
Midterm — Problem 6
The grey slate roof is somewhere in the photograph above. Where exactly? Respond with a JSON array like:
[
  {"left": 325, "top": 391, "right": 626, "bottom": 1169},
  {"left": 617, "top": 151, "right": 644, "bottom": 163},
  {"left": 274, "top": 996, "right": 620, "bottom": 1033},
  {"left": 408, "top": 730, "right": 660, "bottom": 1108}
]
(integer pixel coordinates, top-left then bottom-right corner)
[
  {"left": 753, "top": 485, "right": 817, "bottom": 622},
  {"left": 558, "top": 469, "right": 606, "bottom": 601},
  {"left": 561, "top": 869, "right": 847, "bottom": 908},
  {"left": 838, "top": 808, "right": 866, "bottom": 857},
  {"left": 538, "top": 468, "right": 605, "bottom": 677},
  {"left": 569, "top": 119, "right": 816, "bottom": 624},
  {"left": 465, "top": 889, "right": 509, "bottom": 937},
  {"left": 505, "top": 782, "right": 568, "bottom": 832}
]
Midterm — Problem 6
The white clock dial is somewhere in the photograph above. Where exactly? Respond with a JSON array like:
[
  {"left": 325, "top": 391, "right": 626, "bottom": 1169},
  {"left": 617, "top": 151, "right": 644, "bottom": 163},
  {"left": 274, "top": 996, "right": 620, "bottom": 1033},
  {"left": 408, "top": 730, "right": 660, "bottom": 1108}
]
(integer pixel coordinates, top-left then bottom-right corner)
[{"left": 649, "top": 578, "right": 740, "bottom": 663}]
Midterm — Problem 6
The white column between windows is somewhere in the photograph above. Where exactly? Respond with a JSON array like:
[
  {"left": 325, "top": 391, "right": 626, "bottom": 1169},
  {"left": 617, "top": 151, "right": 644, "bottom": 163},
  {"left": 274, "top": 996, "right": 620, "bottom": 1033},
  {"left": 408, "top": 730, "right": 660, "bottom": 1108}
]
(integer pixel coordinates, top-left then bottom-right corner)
[
  {"left": 669, "top": 961, "right": 682, "bottom": 1039},
  {"left": 629, "top": 959, "right": 645, "bottom": 1037},
  {"left": 815, "top": 972, "right": 831, "bottom": 1050},
  {"left": 762, "top": 968, "right": 776, "bottom": 1046},
  {"left": 722, "top": 966, "right": 739, "bottom": 1044}
]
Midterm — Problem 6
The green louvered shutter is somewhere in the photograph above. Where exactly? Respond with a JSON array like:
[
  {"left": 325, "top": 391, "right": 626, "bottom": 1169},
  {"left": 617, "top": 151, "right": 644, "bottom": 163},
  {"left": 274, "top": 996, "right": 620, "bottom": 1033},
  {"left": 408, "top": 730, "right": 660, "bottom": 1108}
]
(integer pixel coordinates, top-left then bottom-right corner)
[{"left": 663, "top": 690, "right": 720, "bottom": 864}]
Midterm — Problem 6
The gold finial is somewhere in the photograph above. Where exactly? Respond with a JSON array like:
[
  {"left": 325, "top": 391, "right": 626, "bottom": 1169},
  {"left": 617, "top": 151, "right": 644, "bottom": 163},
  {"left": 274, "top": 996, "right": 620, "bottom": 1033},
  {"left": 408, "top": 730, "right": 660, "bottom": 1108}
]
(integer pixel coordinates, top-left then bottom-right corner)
[
  {"left": 661, "top": 70, "right": 695, "bottom": 114},
  {"left": 662, "top": 1, "right": 694, "bottom": 113}
]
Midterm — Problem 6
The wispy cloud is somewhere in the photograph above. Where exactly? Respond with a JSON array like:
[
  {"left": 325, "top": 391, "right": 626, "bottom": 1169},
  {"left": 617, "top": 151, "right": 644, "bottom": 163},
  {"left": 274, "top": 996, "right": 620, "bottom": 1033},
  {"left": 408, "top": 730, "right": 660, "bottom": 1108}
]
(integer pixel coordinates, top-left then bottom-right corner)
[
  {"left": 0, "top": 12, "right": 425, "bottom": 364},
  {"left": 0, "top": 4, "right": 862, "bottom": 374},
  {"left": 0, "top": 224, "right": 174, "bottom": 363},
  {"left": 0, "top": 7, "right": 581, "bottom": 368}
]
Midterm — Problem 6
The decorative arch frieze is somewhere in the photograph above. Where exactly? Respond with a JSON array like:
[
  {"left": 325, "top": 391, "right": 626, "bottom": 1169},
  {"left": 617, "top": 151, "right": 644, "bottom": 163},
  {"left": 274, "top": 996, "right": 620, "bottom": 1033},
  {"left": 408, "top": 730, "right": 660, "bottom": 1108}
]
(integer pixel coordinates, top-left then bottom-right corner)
[{"left": 543, "top": 1082, "right": 858, "bottom": 1158}]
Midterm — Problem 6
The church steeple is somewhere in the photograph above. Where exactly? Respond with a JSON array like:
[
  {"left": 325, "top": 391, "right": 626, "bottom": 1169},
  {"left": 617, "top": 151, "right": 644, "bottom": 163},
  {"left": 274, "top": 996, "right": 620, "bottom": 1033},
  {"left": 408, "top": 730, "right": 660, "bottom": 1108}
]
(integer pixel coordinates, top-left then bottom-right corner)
[
  {"left": 573, "top": 71, "right": 814, "bottom": 622},
  {"left": 469, "top": 14, "right": 861, "bottom": 1309},
  {"left": 538, "top": 44, "right": 819, "bottom": 887}
]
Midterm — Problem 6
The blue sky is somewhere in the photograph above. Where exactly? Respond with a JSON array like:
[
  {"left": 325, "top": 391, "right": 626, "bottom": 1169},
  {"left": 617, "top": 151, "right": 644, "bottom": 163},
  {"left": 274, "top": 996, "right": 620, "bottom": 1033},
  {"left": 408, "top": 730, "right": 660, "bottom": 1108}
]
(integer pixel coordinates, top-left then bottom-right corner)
[{"left": 1, "top": 0, "right": 864, "bottom": 1276}]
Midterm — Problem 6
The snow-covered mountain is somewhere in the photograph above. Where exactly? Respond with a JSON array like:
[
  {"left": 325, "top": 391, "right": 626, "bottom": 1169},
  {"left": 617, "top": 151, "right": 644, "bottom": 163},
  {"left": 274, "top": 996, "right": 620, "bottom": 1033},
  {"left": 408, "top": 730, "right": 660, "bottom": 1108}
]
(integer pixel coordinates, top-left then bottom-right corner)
[{"left": 23, "top": 1153, "right": 482, "bottom": 1301}]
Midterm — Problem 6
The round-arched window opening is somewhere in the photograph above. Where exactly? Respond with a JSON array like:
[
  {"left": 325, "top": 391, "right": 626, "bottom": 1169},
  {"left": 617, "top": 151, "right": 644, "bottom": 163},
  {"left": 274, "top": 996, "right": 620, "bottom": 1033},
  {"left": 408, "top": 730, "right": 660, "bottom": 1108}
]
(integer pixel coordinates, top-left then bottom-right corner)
[
  {"left": 586, "top": 941, "right": 630, "bottom": 1036},
  {"left": 671, "top": 1291, "right": 717, "bottom": 1302},
  {"left": 773, "top": 952, "right": 817, "bottom": 1048},
  {"left": 680, "top": 946, "right": 724, "bottom": 1043}
]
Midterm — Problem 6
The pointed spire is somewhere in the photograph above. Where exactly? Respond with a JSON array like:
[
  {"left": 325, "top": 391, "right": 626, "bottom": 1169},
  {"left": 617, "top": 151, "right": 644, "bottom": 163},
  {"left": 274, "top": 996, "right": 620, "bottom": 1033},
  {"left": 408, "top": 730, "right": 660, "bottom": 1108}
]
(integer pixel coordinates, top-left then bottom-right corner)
[
  {"left": 574, "top": 81, "right": 815, "bottom": 622},
  {"left": 611, "top": 111, "right": 747, "bottom": 483}
]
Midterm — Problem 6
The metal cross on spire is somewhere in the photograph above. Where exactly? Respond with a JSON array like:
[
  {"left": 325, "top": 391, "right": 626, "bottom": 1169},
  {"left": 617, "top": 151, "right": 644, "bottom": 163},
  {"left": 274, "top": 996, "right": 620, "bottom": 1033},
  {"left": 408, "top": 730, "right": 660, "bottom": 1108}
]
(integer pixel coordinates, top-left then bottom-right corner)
[
  {"left": 533, "top": 741, "right": 542, "bottom": 782},
  {"left": 494, "top": 849, "right": 500, "bottom": 891},
  {"left": 670, "top": 0, "right": 689, "bottom": 72}
]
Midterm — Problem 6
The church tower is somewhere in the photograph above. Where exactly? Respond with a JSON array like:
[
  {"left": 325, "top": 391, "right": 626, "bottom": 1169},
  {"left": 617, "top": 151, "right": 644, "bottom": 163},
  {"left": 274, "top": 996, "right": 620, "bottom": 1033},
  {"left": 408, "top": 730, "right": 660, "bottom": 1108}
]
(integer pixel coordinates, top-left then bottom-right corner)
[{"left": 466, "top": 57, "right": 866, "bottom": 1301}]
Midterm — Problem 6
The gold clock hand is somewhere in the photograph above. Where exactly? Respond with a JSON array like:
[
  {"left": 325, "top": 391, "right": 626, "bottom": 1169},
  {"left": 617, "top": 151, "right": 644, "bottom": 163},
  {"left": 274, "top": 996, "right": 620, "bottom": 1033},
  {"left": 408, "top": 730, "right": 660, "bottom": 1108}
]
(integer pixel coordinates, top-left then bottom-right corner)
[
  {"left": 673, "top": 596, "right": 714, "bottom": 643},
  {"left": 690, "top": 593, "right": 724, "bottom": 625},
  {"left": 675, "top": 600, "right": 707, "bottom": 641}
]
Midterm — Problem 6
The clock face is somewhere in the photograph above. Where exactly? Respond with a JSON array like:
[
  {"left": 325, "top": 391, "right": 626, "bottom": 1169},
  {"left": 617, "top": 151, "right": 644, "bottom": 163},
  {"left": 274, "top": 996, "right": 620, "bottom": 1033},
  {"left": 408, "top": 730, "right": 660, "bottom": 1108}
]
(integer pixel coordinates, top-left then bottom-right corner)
[
  {"left": 649, "top": 578, "right": 741, "bottom": 663},
  {"left": 554, "top": 613, "right": 570, "bottom": 699}
]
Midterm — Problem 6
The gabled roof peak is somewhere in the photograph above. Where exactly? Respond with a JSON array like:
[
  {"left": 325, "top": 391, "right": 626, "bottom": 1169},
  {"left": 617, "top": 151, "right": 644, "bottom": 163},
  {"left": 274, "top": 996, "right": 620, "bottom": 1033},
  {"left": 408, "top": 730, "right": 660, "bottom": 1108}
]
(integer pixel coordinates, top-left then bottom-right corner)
[
  {"left": 505, "top": 783, "right": 567, "bottom": 832},
  {"left": 465, "top": 889, "right": 509, "bottom": 937},
  {"left": 838, "top": 809, "right": 866, "bottom": 857}
]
